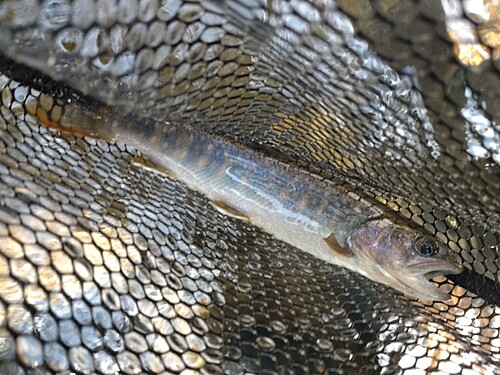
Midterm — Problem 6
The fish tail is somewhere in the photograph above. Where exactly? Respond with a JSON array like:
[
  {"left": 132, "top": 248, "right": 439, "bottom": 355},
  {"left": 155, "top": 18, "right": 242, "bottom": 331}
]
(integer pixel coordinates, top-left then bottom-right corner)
[{"left": 26, "top": 93, "right": 114, "bottom": 140}]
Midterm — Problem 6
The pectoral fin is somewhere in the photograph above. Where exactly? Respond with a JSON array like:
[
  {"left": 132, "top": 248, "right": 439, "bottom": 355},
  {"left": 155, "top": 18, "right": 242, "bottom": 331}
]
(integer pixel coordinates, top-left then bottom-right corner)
[
  {"left": 324, "top": 233, "right": 353, "bottom": 257},
  {"left": 132, "top": 156, "right": 177, "bottom": 180},
  {"left": 210, "top": 200, "right": 252, "bottom": 222}
]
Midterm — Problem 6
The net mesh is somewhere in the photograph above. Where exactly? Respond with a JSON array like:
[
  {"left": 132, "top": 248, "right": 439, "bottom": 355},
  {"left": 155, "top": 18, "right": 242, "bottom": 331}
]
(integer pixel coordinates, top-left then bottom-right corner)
[{"left": 0, "top": 0, "right": 498, "bottom": 374}]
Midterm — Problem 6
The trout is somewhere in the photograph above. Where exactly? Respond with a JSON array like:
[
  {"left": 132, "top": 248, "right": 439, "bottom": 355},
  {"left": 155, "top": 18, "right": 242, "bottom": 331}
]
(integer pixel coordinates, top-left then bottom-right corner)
[{"left": 27, "top": 95, "right": 462, "bottom": 301}]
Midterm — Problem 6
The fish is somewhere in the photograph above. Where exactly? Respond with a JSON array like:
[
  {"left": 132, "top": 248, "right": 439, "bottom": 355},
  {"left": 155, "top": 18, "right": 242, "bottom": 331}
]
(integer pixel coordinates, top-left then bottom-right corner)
[{"left": 26, "top": 94, "right": 462, "bottom": 301}]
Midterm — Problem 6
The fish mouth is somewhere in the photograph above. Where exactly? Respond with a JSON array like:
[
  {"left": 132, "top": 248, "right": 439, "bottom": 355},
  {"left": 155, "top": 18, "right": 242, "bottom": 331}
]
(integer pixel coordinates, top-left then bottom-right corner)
[
  {"left": 407, "top": 250, "right": 463, "bottom": 277},
  {"left": 393, "top": 257, "right": 463, "bottom": 301},
  {"left": 423, "top": 258, "right": 463, "bottom": 279},
  {"left": 424, "top": 267, "right": 461, "bottom": 280}
]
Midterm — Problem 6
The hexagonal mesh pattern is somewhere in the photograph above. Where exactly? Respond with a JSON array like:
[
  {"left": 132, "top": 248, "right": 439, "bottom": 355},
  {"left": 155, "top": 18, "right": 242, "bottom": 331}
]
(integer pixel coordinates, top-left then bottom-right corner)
[{"left": 0, "top": 0, "right": 499, "bottom": 374}]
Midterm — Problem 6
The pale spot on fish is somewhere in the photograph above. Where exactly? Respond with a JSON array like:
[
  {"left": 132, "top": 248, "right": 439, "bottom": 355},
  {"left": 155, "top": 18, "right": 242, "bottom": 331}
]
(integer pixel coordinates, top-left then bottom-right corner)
[
  {"left": 300, "top": 196, "right": 308, "bottom": 207},
  {"left": 317, "top": 199, "right": 329, "bottom": 214},
  {"left": 279, "top": 190, "right": 287, "bottom": 200}
]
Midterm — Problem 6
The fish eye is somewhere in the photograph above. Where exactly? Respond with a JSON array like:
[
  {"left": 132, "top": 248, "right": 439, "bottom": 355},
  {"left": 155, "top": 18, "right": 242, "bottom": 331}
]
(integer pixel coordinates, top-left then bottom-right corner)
[{"left": 414, "top": 236, "right": 439, "bottom": 256}]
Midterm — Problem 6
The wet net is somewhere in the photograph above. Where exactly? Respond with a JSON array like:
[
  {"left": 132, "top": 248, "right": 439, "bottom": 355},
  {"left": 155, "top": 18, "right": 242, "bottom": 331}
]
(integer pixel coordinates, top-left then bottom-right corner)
[{"left": 0, "top": 0, "right": 498, "bottom": 374}]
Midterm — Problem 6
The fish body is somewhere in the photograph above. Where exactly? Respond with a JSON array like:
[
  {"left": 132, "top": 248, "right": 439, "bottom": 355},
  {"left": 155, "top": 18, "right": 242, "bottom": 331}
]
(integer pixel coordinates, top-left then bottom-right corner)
[
  {"left": 28, "top": 96, "right": 462, "bottom": 300},
  {"left": 126, "top": 119, "right": 376, "bottom": 267}
]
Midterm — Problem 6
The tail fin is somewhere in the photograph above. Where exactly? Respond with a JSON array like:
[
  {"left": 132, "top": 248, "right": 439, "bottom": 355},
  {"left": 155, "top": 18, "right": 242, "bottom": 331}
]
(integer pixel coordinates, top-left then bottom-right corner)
[{"left": 26, "top": 93, "right": 114, "bottom": 140}]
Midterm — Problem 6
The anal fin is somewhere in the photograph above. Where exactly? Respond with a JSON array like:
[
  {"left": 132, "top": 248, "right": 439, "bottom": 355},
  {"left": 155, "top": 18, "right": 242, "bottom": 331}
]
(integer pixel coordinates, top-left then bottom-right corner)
[
  {"left": 324, "top": 233, "right": 353, "bottom": 257},
  {"left": 210, "top": 200, "right": 252, "bottom": 222}
]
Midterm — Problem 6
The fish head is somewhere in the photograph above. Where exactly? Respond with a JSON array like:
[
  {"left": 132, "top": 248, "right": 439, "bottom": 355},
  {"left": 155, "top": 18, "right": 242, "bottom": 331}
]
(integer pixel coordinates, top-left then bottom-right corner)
[{"left": 349, "top": 218, "right": 462, "bottom": 301}]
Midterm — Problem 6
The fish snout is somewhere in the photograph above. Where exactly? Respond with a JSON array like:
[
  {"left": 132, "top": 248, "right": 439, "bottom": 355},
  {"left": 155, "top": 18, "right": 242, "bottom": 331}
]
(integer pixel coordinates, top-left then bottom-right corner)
[
  {"left": 406, "top": 244, "right": 463, "bottom": 279},
  {"left": 446, "top": 251, "right": 463, "bottom": 275},
  {"left": 437, "top": 243, "right": 463, "bottom": 275}
]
